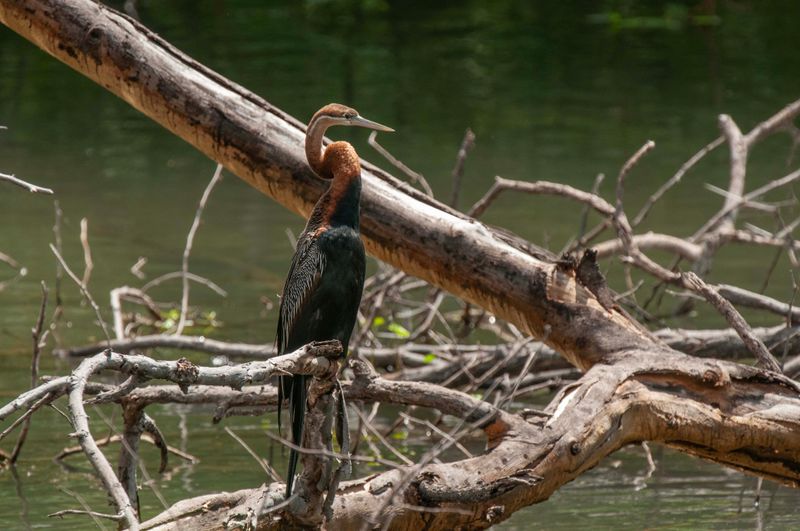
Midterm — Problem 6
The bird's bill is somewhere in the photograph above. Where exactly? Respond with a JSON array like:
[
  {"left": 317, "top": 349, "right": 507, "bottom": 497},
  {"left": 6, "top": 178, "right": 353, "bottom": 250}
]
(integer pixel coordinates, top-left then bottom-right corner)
[{"left": 350, "top": 115, "right": 394, "bottom": 133}]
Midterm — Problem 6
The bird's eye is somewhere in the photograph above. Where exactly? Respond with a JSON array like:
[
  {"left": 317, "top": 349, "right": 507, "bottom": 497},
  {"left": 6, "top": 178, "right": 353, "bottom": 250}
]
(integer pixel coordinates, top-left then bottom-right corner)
[{"left": 344, "top": 112, "right": 356, "bottom": 119}]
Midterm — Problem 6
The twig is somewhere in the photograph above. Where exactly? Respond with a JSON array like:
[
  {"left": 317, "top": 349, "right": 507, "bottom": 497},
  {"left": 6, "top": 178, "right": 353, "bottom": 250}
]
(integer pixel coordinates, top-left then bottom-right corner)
[
  {"left": 615, "top": 140, "right": 656, "bottom": 217},
  {"left": 176, "top": 163, "right": 224, "bottom": 335},
  {"left": 264, "top": 431, "right": 402, "bottom": 470},
  {"left": 52, "top": 200, "right": 64, "bottom": 339},
  {"left": 49, "top": 243, "right": 112, "bottom": 345},
  {"left": 353, "top": 408, "right": 414, "bottom": 465},
  {"left": 470, "top": 176, "right": 615, "bottom": 219},
  {"left": 80, "top": 218, "right": 93, "bottom": 288},
  {"left": 55, "top": 433, "right": 198, "bottom": 466},
  {"left": 141, "top": 270, "right": 227, "bottom": 297},
  {"left": 55, "top": 488, "right": 115, "bottom": 530},
  {"left": 130, "top": 256, "right": 147, "bottom": 279},
  {"left": 48, "top": 509, "right": 122, "bottom": 523},
  {"left": 0, "top": 393, "right": 53, "bottom": 441},
  {"left": 449, "top": 128, "right": 475, "bottom": 208},
  {"left": 367, "top": 131, "right": 433, "bottom": 197},
  {"left": 109, "top": 286, "right": 161, "bottom": 341},
  {"left": 225, "top": 426, "right": 282, "bottom": 483},
  {"left": 682, "top": 272, "right": 782, "bottom": 373},
  {"left": 692, "top": 167, "right": 800, "bottom": 241},
  {"left": 575, "top": 173, "right": 605, "bottom": 245},
  {"left": 0, "top": 171, "right": 54, "bottom": 194},
  {"left": 632, "top": 136, "right": 724, "bottom": 227},
  {"left": 399, "top": 412, "right": 473, "bottom": 459},
  {"left": 10, "top": 281, "right": 48, "bottom": 463}
]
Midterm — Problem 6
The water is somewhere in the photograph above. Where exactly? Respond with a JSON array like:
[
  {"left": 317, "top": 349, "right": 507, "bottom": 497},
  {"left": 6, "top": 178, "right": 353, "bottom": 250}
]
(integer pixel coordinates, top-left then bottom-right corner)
[{"left": 1, "top": 1, "right": 799, "bottom": 528}]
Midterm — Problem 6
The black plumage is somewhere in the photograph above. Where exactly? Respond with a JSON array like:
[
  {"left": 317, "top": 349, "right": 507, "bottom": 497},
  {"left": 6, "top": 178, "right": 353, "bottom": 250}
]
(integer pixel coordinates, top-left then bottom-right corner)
[{"left": 276, "top": 104, "right": 392, "bottom": 497}]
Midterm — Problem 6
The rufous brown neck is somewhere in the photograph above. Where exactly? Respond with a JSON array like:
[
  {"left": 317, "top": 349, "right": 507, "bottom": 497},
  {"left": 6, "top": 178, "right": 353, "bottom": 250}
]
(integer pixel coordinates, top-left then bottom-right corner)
[{"left": 306, "top": 141, "right": 362, "bottom": 231}]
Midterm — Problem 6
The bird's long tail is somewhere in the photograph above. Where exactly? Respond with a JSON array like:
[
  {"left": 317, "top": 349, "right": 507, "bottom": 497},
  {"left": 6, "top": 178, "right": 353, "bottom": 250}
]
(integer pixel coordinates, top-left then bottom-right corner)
[{"left": 283, "top": 374, "right": 307, "bottom": 497}]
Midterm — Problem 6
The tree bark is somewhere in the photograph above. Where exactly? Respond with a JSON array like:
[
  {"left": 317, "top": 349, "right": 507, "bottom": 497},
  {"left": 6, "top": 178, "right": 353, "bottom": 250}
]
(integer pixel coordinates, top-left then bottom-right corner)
[{"left": 0, "top": 0, "right": 646, "bottom": 369}]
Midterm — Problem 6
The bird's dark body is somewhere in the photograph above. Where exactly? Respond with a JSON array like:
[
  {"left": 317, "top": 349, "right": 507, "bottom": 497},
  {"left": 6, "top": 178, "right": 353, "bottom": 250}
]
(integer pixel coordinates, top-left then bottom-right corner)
[
  {"left": 276, "top": 103, "right": 390, "bottom": 498},
  {"left": 278, "top": 225, "right": 366, "bottom": 357},
  {"left": 276, "top": 154, "right": 366, "bottom": 498}
]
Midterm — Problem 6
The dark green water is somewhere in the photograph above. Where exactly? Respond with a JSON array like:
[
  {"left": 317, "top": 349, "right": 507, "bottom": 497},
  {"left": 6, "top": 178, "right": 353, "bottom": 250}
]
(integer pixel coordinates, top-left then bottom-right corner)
[{"left": 1, "top": 1, "right": 799, "bottom": 528}]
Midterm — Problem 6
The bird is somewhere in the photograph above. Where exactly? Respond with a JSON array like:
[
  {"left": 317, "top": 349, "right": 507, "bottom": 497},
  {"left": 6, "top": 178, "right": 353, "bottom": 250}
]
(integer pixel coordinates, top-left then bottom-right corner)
[{"left": 276, "top": 103, "right": 393, "bottom": 497}]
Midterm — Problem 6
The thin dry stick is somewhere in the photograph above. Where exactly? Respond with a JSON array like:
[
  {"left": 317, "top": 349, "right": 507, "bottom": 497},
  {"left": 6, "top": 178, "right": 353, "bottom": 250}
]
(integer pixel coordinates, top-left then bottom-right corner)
[
  {"left": 399, "top": 412, "right": 473, "bottom": 459},
  {"left": 49, "top": 243, "right": 112, "bottom": 345},
  {"left": 632, "top": 136, "right": 724, "bottom": 227},
  {"left": 48, "top": 509, "right": 122, "bottom": 523},
  {"left": 264, "top": 431, "right": 402, "bottom": 470},
  {"left": 55, "top": 433, "right": 198, "bottom": 465},
  {"left": 79, "top": 218, "right": 93, "bottom": 288},
  {"left": 176, "top": 163, "right": 224, "bottom": 335},
  {"left": 0, "top": 393, "right": 53, "bottom": 441},
  {"left": 367, "top": 131, "right": 434, "bottom": 197},
  {"left": 575, "top": 173, "right": 605, "bottom": 246},
  {"left": 10, "top": 281, "right": 48, "bottom": 463},
  {"left": 130, "top": 256, "right": 147, "bottom": 279},
  {"left": 353, "top": 408, "right": 414, "bottom": 466},
  {"left": 54, "top": 488, "right": 113, "bottom": 530},
  {"left": 0, "top": 171, "right": 54, "bottom": 194},
  {"left": 142, "top": 270, "right": 227, "bottom": 297},
  {"left": 224, "top": 426, "right": 282, "bottom": 483},
  {"left": 692, "top": 167, "right": 800, "bottom": 241},
  {"left": 52, "top": 201, "right": 64, "bottom": 331},
  {"left": 682, "top": 272, "right": 781, "bottom": 373},
  {"left": 615, "top": 140, "right": 656, "bottom": 217},
  {"left": 449, "top": 128, "right": 476, "bottom": 209}
]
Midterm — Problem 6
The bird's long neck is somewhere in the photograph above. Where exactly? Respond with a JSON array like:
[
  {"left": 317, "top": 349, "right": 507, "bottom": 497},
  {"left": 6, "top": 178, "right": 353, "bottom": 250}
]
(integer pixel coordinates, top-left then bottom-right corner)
[
  {"left": 305, "top": 115, "right": 331, "bottom": 179},
  {"left": 306, "top": 142, "right": 362, "bottom": 232}
]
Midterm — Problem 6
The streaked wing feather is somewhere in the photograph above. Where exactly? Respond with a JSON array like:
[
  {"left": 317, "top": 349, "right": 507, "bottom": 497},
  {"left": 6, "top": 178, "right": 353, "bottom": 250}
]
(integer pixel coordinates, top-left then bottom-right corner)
[{"left": 276, "top": 235, "right": 326, "bottom": 354}]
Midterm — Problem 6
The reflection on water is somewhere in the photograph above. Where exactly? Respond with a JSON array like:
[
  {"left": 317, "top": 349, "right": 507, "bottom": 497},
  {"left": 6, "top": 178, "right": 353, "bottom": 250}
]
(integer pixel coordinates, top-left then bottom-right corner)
[{"left": 1, "top": 1, "right": 799, "bottom": 528}]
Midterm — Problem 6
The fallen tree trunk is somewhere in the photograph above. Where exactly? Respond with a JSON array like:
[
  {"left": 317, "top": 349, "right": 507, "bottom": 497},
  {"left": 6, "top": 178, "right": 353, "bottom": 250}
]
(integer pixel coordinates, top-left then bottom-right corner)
[{"left": 0, "top": 0, "right": 639, "bottom": 368}]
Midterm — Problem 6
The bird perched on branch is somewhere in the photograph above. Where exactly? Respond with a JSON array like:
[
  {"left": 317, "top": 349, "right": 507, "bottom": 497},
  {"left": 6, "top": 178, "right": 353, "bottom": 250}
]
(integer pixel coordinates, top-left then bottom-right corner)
[{"left": 276, "top": 103, "right": 393, "bottom": 497}]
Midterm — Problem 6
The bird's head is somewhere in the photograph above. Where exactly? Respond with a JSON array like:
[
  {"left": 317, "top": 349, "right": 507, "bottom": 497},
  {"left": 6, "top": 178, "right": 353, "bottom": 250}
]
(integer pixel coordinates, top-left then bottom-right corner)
[
  {"left": 309, "top": 103, "right": 394, "bottom": 134},
  {"left": 306, "top": 103, "right": 393, "bottom": 179}
]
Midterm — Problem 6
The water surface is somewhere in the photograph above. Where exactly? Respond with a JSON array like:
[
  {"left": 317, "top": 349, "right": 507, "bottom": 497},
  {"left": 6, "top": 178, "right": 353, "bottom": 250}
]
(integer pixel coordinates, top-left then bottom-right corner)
[{"left": 1, "top": 1, "right": 799, "bottom": 528}]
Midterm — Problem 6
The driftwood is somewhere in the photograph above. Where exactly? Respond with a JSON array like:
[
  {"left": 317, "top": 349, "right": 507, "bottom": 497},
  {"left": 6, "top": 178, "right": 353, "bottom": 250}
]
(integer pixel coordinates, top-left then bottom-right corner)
[{"left": 2, "top": 0, "right": 800, "bottom": 530}]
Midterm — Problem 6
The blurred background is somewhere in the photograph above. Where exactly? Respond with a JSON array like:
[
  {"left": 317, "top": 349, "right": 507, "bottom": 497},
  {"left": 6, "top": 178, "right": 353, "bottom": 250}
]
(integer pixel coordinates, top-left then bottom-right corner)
[{"left": 1, "top": 1, "right": 799, "bottom": 528}]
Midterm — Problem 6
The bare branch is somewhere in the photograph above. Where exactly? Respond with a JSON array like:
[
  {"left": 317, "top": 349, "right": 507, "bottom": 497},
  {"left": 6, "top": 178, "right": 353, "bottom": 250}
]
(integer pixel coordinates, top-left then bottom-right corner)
[
  {"left": 632, "top": 136, "right": 724, "bottom": 227},
  {"left": 449, "top": 128, "right": 475, "bottom": 209},
  {"left": 10, "top": 281, "right": 48, "bottom": 463},
  {"left": 176, "top": 163, "right": 223, "bottom": 335},
  {"left": 49, "top": 243, "right": 112, "bottom": 345},
  {"left": 682, "top": 272, "right": 782, "bottom": 373},
  {"left": 141, "top": 270, "right": 227, "bottom": 297},
  {"left": 0, "top": 171, "right": 54, "bottom": 194},
  {"left": 367, "top": 131, "right": 433, "bottom": 197},
  {"left": 79, "top": 218, "right": 93, "bottom": 287}
]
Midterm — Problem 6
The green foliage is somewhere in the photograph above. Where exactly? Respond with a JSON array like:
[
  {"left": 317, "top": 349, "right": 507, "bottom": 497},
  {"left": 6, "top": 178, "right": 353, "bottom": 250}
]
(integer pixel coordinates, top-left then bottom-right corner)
[
  {"left": 422, "top": 353, "right": 438, "bottom": 364},
  {"left": 588, "top": 3, "right": 721, "bottom": 31}
]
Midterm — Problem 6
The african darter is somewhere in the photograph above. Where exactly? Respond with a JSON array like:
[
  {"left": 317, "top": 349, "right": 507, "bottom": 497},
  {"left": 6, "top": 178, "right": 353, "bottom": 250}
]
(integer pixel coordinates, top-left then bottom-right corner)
[{"left": 276, "top": 103, "right": 393, "bottom": 497}]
